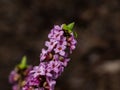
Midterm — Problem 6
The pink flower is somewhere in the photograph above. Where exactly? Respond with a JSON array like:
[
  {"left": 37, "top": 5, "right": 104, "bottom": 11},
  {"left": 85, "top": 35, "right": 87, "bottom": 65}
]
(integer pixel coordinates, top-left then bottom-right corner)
[
  {"left": 40, "top": 49, "right": 48, "bottom": 61},
  {"left": 14, "top": 23, "right": 77, "bottom": 90},
  {"left": 46, "top": 77, "right": 56, "bottom": 90},
  {"left": 53, "top": 30, "right": 63, "bottom": 41},
  {"left": 48, "top": 25, "right": 63, "bottom": 41},
  {"left": 45, "top": 39, "right": 57, "bottom": 51},
  {"left": 68, "top": 35, "right": 77, "bottom": 53},
  {"left": 30, "top": 63, "right": 46, "bottom": 78},
  {"left": 54, "top": 44, "right": 66, "bottom": 56}
]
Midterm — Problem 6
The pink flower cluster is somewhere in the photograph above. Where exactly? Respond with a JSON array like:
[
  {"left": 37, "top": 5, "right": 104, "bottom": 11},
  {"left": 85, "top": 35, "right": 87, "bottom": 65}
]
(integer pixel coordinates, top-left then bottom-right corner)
[
  {"left": 9, "top": 66, "right": 32, "bottom": 90},
  {"left": 22, "top": 25, "right": 77, "bottom": 90},
  {"left": 9, "top": 23, "right": 77, "bottom": 90}
]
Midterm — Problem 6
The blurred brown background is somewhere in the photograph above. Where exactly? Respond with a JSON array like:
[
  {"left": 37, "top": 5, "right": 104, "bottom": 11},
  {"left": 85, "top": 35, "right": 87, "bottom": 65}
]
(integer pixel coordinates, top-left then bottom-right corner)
[{"left": 0, "top": 0, "right": 120, "bottom": 90}]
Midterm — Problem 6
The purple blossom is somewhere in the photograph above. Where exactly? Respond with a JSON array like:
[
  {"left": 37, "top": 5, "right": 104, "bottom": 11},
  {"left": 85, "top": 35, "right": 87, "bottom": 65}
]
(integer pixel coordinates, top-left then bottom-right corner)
[
  {"left": 53, "top": 37, "right": 67, "bottom": 56},
  {"left": 67, "top": 34, "right": 77, "bottom": 53},
  {"left": 9, "top": 71, "right": 20, "bottom": 84},
  {"left": 12, "top": 84, "right": 20, "bottom": 90},
  {"left": 26, "top": 75, "right": 40, "bottom": 87},
  {"left": 22, "top": 72, "right": 56, "bottom": 90},
  {"left": 53, "top": 54, "right": 70, "bottom": 67},
  {"left": 9, "top": 66, "right": 32, "bottom": 90},
  {"left": 46, "top": 60, "right": 64, "bottom": 79},
  {"left": 10, "top": 23, "right": 77, "bottom": 90},
  {"left": 22, "top": 73, "right": 41, "bottom": 90},
  {"left": 54, "top": 25, "right": 62, "bottom": 30},
  {"left": 48, "top": 25, "right": 63, "bottom": 41},
  {"left": 46, "top": 77, "right": 56, "bottom": 90},
  {"left": 45, "top": 39, "right": 57, "bottom": 51},
  {"left": 40, "top": 49, "right": 48, "bottom": 61},
  {"left": 53, "top": 30, "right": 63, "bottom": 41},
  {"left": 23, "top": 24, "right": 77, "bottom": 90},
  {"left": 59, "top": 37, "right": 67, "bottom": 45},
  {"left": 54, "top": 44, "right": 66, "bottom": 56},
  {"left": 30, "top": 63, "right": 46, "bottom": 78},
  {"left": 48, "top": 25, "right": 62, "bottom": 39},
  {"left": 61, "top": 58, "right": 70, "bottom": 67}
]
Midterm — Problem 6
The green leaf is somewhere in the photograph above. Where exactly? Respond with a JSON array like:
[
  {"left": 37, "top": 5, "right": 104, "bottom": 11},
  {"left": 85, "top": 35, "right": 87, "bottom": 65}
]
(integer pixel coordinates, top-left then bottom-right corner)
[
  {"left": 62, "top": 22, "right": 75, "bottom": 33},
  {"left": 62, "top": 24, "right": 69, "bottom": 30},
  {"left": 74, "top": 31, "right": 78, "bottom": 38},
  {"left": 67, "top": 22, "right": 75, "bottom": 30},
  {"left": 18, "top": 56, "right": 27, "bottom": 69}
]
